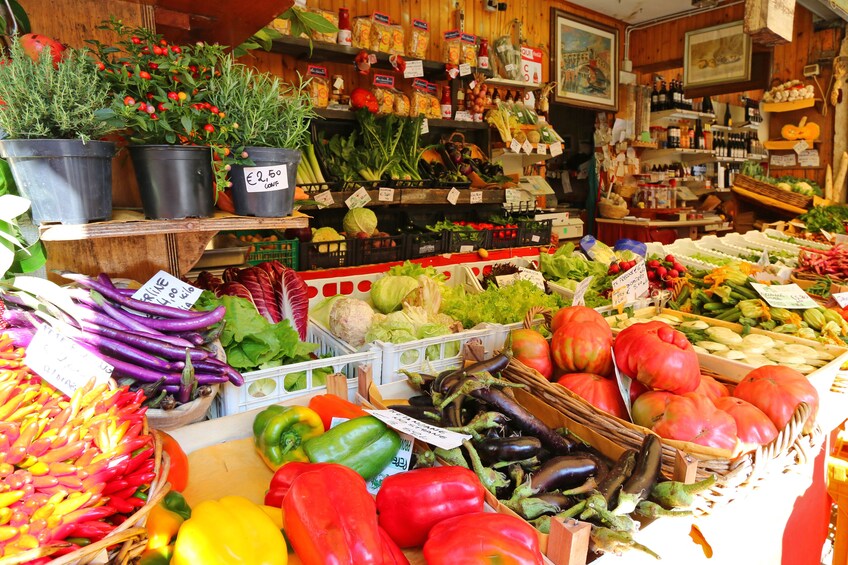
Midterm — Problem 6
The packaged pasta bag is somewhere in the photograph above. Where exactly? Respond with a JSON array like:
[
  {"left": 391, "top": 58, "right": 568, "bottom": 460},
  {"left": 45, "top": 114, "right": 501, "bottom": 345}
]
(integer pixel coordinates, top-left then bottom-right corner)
[
  {"left": 306, "top": 65, "right": 330, "bottom": 108},
  {"left": 426, "top": 82, "right": 441, "bottom": 118},
  {"left": 369, "top": 12, "right": 393, "bottom": 53},
  {"left": 390, "top": 24, "right": 405, "bottom": 55},
  {"left": 352, "top": 16, "right": 372, "bottom": 48},
  {"left": 409, "top": 79, "right": 432, "bottom": 117},
  {"left": 309, "top": 8, "right": 339, "bottom": 43},
  {"left": 372, "top": 74, "right": 397, "bottom": 115},
  {"left": 442, "top": 30, "right": 461, "bottom": 65},
  {"left": 394, "top": 90, "right": 410, "bottom": 117},
  {"left": 461, "top": 32, "right": 478, "bottom": 68},
  {"left": 407, "top": 19, "right": 430, "bottom": 59}
]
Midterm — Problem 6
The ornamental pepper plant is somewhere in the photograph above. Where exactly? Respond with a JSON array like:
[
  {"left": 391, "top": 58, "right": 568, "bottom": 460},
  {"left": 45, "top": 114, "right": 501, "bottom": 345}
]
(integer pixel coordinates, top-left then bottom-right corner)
[{"left": 88, "top": 18, "right": 241, "bottom": 194}]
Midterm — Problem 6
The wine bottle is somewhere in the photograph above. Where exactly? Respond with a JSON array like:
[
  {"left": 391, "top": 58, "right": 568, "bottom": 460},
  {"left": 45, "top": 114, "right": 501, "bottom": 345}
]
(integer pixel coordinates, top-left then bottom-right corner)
[
  {"left": 659, "top": 81, "right": 668, "bottom": 110},
  {"left": 651, "top": 82, "right": 659, "bottom": 112}
]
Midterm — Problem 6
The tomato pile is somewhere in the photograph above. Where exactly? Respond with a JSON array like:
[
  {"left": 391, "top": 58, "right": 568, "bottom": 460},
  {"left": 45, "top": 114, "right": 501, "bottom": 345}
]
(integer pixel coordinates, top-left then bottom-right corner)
[
  {"left": 646, "top": 254, "right": 687, "bottom": 290},
  {"left": 453, "top": 220, "right": 518, "bottom": 243}
]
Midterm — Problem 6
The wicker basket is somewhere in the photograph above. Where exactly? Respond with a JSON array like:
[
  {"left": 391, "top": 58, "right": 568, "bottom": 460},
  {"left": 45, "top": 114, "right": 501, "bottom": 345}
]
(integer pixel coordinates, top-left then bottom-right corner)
[
  {"left": 147, "top": 385, "right": 218, "bottom": 431},
  {"left": 599, "top": 202, "right": 628, "bottom": 219},
  {"left": 734, "top": 174, "right": 813, "bottom": 209},
  {"left": 502, "top": 358, "right": 823, "bottom": 515}
]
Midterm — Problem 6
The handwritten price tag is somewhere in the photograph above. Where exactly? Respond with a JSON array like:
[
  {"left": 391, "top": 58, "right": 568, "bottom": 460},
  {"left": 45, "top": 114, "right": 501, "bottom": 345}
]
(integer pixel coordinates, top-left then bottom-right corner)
[
  {"left": 469, "top": 191, "right": 483, "bottom": 204},
  {"left": 459, "top": 63, "right": 472, "bottom": 76},
  {"left": 571, "top": 275, "right": 594, "bottom": 306},
  {"left": 610, "top": 348, "right": 633, "bottom": 420},
  {"left": 314, "top": 190, "right": 334, "bottom": 208},
  {"left": 522, "top": 140, "right": 533, "bottom": 154},
  {"left": 750, "top": 282, "right": 818, "bottom": 309},
  {"left": 834, "top": 292, "right": 848, "bottom": 309},
  {"left": 403, "top": 59, "right": 424, "bottom": 78},
  {"left": 757, "top": 250, "right": 771, "bottom": 267},
  {"left": 549, "top": 141, "right": 563, "bottom": 157},
  {"left": 366, "top": 409, "right": 471, "bottom": 450},
  {"left": 26, "top": 325, "right": 113, "bottom": 396},
  {"left": 345, "top": 187, "right": 372, "bottom": 209},
  {"left": 510, "top": 139, "right": 522, "bottom": 153},
  {"left": 420, "top": 119, "right": 429, "bottom": 134},
  {"left": 537, "top": 143, "right": 547, "bottom": 155},
  {"left": 793, "top": 140, "right": 810, "bottom": 154},
  {"left": 447, "top": 187, "right": 461, "bottom": 205},
  {"left": 133, "top": 270, "right": 201, "bottom": 310},
  {"left": 243, "top": 164, "right": 288, "bottom": 193},
  {"left": 611, "top": 261, "right": 649, "bottom": 305},
  {"left": 378, "top": 187, "right": 395, "bottom": 202}
]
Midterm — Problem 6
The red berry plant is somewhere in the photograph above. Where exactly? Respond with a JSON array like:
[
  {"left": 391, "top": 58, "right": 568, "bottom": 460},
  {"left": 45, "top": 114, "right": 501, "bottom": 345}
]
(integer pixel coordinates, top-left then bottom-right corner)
[{"left": 88, "top": 18, "right": 241, "bottom": 194}]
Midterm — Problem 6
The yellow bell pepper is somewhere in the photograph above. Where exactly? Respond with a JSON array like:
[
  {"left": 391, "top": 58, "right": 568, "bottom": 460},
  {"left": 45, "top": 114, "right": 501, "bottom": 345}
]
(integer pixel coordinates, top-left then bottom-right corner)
[
  {"left": 173, "top": 496, "right": 287, "bottom": 565},
  {"left": 259, "top": 504, "right": 284, "bottom": 531}
]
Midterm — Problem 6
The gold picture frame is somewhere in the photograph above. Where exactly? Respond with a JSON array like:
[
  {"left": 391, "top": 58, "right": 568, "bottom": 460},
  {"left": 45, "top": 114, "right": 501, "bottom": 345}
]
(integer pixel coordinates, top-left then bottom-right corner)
[{"left": 684, "top": 21, "right": 752, "bottom": 90}]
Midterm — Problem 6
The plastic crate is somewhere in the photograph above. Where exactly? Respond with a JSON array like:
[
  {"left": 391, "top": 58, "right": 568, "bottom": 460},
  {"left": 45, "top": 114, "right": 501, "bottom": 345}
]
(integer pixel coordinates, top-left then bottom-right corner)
[
  {"left": 489, "top": 226, "right": 521, "bottom": 250},
  {"left": 443, "top": 229, "right": 488, "bottom": 253},
  {"left": 228, "top": 231, "right": 299, "bottom": 268},
  {"left": 298, "top": 181, "right": 338, "bottom": 195},
  {"left": 518, "top": 218, "right": 553, "bottom": 246},
  {"left": 216, "top": 324, "right": 382, "bottom": 416},
  {"left": 354, "top": 234, "right": 406, "bottom": 266},
  {"left": 391, "top": 178, "right": 432, "bottom": 188},
  {"left": 299, "top": 238, "right": 356, "bottom": 271},
  {"left": 405, "top": 232, "right": 444, "bottom": 260}
]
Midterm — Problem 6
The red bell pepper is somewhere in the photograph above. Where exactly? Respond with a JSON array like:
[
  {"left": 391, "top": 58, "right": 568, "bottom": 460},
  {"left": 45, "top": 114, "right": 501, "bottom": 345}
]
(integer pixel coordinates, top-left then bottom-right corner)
[
  {"left": 423, "top": 512, "right": 544, "bottom": 565},
  {"left": 379, "top": 525, "right": 410, "bottom": 565},
  {"left": 308, "top": 394, "right": 368, "bottom": 431},
  {"left": 376, "top": 466, "right": 485, "bottom": 548},
  {"left": 283, "top": 463, "right": 384, "bottom": 565},
  {"left": 264, "top": 462, "right": 334, "bottom": 508}
]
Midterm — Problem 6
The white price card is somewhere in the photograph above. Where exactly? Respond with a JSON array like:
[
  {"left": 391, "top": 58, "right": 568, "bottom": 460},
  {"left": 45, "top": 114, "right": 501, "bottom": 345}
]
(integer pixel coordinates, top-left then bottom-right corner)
[
  {"left": 367, "top": 432, "right": 414, "bottom": 494},
  {"left": 793, "top": 140, "right": 810, "bottom": 154},
  {"left": 835, "top": 234, "right": 848, "bottom": 245},
  {"left": 133, "top": 270, "right": 201, "bottom": 310},
  {"left": 26, "top": 325, "right": 113, "bottom": 396},
  {"left": 366, "top": 409, "right": 471, "bottom": 450},
  {"left": 571, "top": 275, "right": 594, "bottom": 307},
  {"left": 610, "top": 348, "right": 633, "bottom": 420},
  {"left": 770, "top": 153, "right": 796, "bottom": 167},
  {"left": 611, "top": 261, "right": 649, "bottom": 305},
  {"left": 537, "top": 143, "right": 547, "bottom": 155},
  {"left": 495, "top": 274, "right": 519, "bottom": 288},
  {"left": 459, "top": 245, "right": 475, "bottom": 253},
  {"left": 243, "top": 164, "right": 289, "bottom": 193},
  {"left": 531, "top": 235, "right": 541, "bottom": 243},
  {"left": 314, "top": 190, "right": 334, "bottom": 208},
  {"left": 549, "top": 141, "right": 563, "bottom": 157},
  {"left": 510, "top": 138, "right": 522, "bottom": 153},
  {"left": 378, "top": 187, "right": 395, "bottom": 202},
  {"left": 517, "top": 268, "right": 546, "bottom": 291},
  {"left": 345, "top": 186, "right": 372, "bottom": 209},
  {"left": 469, "top": 190, "right": 483, "bottom": 204},
  {"left": 403, "top": 59, "right": 424, "bottom": 79},
  {"left": 834, "top": 292, "right": 848, "bottom": 309},
  {"left": 522, "top": 140, "right": 533, "bottom": 154},
  {"left": 333, "top": 76, "right": 344, "bottom": 90},
  {"left": 757, "top": 250, "right": 771, "bottom": 267},
  {"left": 821, "top": 229, "right": 834, "bottom": 242},
  {"left": 454, "top": 110, "right": 473, "bottom": 122},
  {"left": 750, "top": 282, "right": 818, "bottom": 310},
  {"left": 799, "top": 149, "right": 820, "bottom": 168},
  {"left": 447, "top": 187, "right": 461, "bottom": 205},
  {"left": 459, "top": 63, "right": 472, "bottom": 76},
  {"left": 420, "top": 119, "right": 429, "bottom": 135}
]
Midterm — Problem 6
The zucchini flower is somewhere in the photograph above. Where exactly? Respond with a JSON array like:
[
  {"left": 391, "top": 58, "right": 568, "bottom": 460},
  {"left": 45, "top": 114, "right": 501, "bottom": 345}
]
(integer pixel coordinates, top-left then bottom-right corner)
[{"left": 738, "top": 299, "right": 769, "bottom": 320}]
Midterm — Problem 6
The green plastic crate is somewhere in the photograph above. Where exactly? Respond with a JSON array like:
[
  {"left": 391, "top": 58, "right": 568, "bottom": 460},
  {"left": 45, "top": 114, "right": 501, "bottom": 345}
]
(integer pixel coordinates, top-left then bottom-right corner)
[{"left": 229, "top": 231, "right": 299, "bottom": 268}]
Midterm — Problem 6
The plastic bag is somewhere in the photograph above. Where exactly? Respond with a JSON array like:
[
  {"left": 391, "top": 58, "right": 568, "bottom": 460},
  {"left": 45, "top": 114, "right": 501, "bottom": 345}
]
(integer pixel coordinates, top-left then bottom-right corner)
[
  {"left": 352, "top": 16, "right": 372, "bottom": 49},
  {"left": 493, "top": 36, "right": 522, "bottom": 80},
  {"left": 442, "top": 30, "right": 461, "bottom": 65},
  {"left": 372, "top": 74, "right": 397, "bottom": 115},
  {"left": 614, "top": 239, "right": 647, "bottom": 258},
  {"left": 461, "top": 33, "right": 478, "bottom": 67},
  {"left": 306, "top": 65, "right": 330, "bottom": 108},
  {"left": 369, "top": 13, "right": 393, "bottom": 53},
  {"left": 579, "top": 235, "right": 616, "bottom": 265},
  {"left": 309, "top": 9, "right": 338, "bottom": 43},
  {"left": 407, "top": 19, "right": 430, "bottom": 59}
]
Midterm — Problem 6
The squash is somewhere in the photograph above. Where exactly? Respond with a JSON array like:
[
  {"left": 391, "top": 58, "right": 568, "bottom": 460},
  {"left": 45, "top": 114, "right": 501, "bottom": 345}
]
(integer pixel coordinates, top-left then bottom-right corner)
[{"left": 781, "top": 116, "right": 821, "bottom": 142}]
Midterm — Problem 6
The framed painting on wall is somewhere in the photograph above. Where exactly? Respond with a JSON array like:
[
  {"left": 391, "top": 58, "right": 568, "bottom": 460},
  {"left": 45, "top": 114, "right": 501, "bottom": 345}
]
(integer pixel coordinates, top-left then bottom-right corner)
[
  {"left": 684, "top": 21, "right": 752, "bottom": 89},
  {"left": 550, "top": 9, "right": 618, "bottom": 111}
]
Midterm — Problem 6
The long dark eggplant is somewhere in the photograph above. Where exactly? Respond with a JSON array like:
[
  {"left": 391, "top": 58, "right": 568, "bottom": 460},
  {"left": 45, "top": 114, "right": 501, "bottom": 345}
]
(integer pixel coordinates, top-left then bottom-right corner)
[
  {"left": 597, "top": 449, "right": 638, "bottom": 507},
  {"left": 470, "top": 386, "right": 576, "bottom": 454},
  {"left": 478, "top": 436, "right": 542, "bottom": 464},
  {"left": 529, "top": 454, "right": 607, "bottom": 493},
  {"left": 433, "top": 354, "right": 510, "bottom": 395},
  {"left": 408, "top": 395, "right": 435, "bottom": 407},
  {"left": 612, "top": 434, "right": 662, "bottom": 516}
]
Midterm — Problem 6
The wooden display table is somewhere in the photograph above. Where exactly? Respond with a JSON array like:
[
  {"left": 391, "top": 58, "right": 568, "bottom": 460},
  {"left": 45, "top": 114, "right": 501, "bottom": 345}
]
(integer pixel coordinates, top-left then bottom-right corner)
[
  {"left": 595, "top": 217, "right": 732, "bottom": 245},
  {"left": 39, "top": 209, "right": 308, "bottom": 283}
]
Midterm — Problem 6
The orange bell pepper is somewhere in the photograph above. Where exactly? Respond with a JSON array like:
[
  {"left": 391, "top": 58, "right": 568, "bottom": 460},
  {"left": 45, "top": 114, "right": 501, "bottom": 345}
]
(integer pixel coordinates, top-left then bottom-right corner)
[{"left": 308, "top": 394, "right": 368, "bottom": 431}]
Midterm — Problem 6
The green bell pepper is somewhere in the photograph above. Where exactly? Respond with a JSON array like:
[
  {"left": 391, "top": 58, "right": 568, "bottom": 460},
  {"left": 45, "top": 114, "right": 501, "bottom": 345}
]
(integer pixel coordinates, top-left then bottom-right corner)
[
  {"left": 302, "top": 415, "right": 401, "bottom": 481},
  {"left": 253, "top": 404, "right": 325, "bottom": 471}
]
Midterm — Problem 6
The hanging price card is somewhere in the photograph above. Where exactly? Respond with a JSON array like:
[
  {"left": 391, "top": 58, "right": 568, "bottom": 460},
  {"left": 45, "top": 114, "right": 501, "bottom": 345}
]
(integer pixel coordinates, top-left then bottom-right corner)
[
  {"left": 133, "top": 270, "right": 201, "bottom": 310},
  {"left": 459, "top": 63, "right": 472, "bottom": 76},
  {"left": 314, "top": 190, "right": 334, "bottom": 208},
  {"left": 378, "top": 187, "right": 395, "bottom": 202},
  {"left": 793, "top": 140, "right": 809, "bottom": 154},
  {"left": 750, "top": 282, "right": 818, "bottom": 309},
  {"left": 345, "top": 187, "right": 372, "bottom": 209},
  {"left": 26, "top": 325, "right": 113, "bottom": 396},
  {"left": 611, "top": 262, "right": 649, "bottom": 305},
  {"left": 403, "top": 60, "right": 424, "bottom": 78},
  {"left": 420, "top": 119, "right": 429, "bottom": 134},
  {"left": 571, "top": 275, "right": 594, "bottom": 306},
  {"left": 243, "top": 164, "right": 289, "bottom": 193},
  {"left": 469, "top": 191, "right": 483, "bottom": 204},
  {"left": 549, "top": 141, "right": 563, "bottom": 157},
  {"left": 447, "top": 187, "right": 461, "bottom": 205},
  {"left": 522, "top": 140, "right": 533, "bottom": 154},
  {"left": 366, "top": 409, "right": 470, "bottom": 450},
  {"left": 537, "top": 143, "right": 547, "bottom": 155}
]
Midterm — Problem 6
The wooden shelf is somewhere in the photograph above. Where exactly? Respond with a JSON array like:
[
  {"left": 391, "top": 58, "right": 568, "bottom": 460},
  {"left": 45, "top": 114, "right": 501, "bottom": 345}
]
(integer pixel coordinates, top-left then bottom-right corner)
[
  {"left": 762, "top": 98, "right": 818, "bottom": 113},
  {"left": 485, "top": 77, "right": 542, "bottom": 91},
  {"left": 298, "top": 188, "right": 505, "bottom": 209},
  {"left": 764, "top": 139, "right": 822, "bottom": 150},
  {"left": 631, "top": 141, "right": 659, "bottom": 149},
  {"left": 313, "top": 108, "right": 487, "bottom": 130},
  {"left": 650, "top": 109, "right": 716, "bottom": 124}
]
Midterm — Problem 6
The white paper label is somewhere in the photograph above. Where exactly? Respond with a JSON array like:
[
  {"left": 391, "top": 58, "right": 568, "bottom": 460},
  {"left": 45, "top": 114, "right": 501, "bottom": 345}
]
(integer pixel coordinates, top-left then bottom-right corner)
[
  {"left": 459, "top": 63, "right": 472, "bottom": 76},
  {"left": 133, "top": 270, "right": 201, "bottom": 310},
  {"left": 522, "top": 140, "right": 533, "bottom": 154},
  {"left": 757, "top": 250, "right": 771, "bottom": 267},
  {"left": 496, "top": 274, "right": 519, "bottom": 288},
  {"left": 505, "top": 63, "right": 515, "bottom": 71},
  {"left": 469, "top": 80, "right": 477, "bottom": 90},
  {"left": 611, "top": 261, "right": 649, "bottom": 305},
  {"left": 367, "top": 432, "right": 414, "bottom": 494},
  {"left": 531, "top": 234, "right": 540, "bottom": 243},
  {"left": 610, "top": 348, "right": 633, "bottom": 420},
  {"left": 26, "top": 325, "right": 113, "bottom": 396},
  {"left": 243, "top": 164, "right": 289, "bottom": 193},
  {"left": 403, "top": 59, "right": 424, "bottom": 78},
  {"left": 537, "top": 143, "right": 547, "bottom": 155},
  {"left": 750, "top": 282, "right": 818, "bottom": 309},
  {"left": 345, "top": 187, "right": 372, "bottom": 209},
  {"left": 793, "top": 140, "right": 810, "bottom": 154},
  {"left": 517, "top": 268, "right": 546, "bottom": 291},
  {"left": 447, "top": 187, "right": 461, "bottom": 205},
  {"left": 509, "top": 138, "right": 522, "bottom": 153},
  {"left": 834, "top": 292, "right": 848, "bottom": 308},
  {"left": 454, "top": 110, "right": 473, "bottom": 122},
  {"left": 770, "top": 153, "right": 797, "bottom": 167},
  {"left": 549, "top": 141, "right": 563, "bottom": 157},
  {"left": 799, "top": 149, "right": 820, "bottom": 168},
  {"left": 314, "top": 190, "right": 334, "bottom": 208},
  {"left": 421, "top": 119, "right": 429, "bottom": 134},
  {"left": 835, "top": 234, "right": 848, "bottom": 245},
  {"left": 333, "top": 76, "right": 344, "bottom": 90},
  {"left": 821, "top": 229, "right": 834, "bottom": 241},
  {"left": 459, "top": 245, "right": 474, "bottom": 253},
  {"left": 378, "top": 187, "right": 395, "bottom": 202},
  {"left": 366, "top": 409, "right": 471, "bottom": 450},
  {"left": 571, "top": 275, "right": 594, "bottom": 306},
  {"left": 469, "top": 191, "right": 483, "bottom": 204}
]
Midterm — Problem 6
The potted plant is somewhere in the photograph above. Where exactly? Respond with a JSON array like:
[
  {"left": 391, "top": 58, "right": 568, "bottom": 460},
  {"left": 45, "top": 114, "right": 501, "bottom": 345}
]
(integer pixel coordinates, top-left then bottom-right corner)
[
  {"left": 0, "top": 39, "right": 119, "bottom": 225},
  {"left": 89, "top": 19, "right": 240, "bottom": 220},
  {"left": 207, "top": 56, "right": 316, "bottom": 217}
]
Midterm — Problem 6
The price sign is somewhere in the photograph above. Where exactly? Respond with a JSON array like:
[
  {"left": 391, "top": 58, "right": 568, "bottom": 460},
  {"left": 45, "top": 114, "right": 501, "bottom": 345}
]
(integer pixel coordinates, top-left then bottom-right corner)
[
  {"left": 799, "top": 149, "right": 820, "bottom": 167},
  {"left": 378, "top": 187, "right": 395, "bottom": 202},
  {"left": 537, "top": 143, "right": 547, "bottom": 155},
  {"left": 314, "top": 190, "right": 334, "bottom": 208},
  {"left": 834, "top": 292, "right": 848, "bottom": 309},
  {"left": 454, "top": 110, "right": 473, "bottom": 122},
  {"left": 571, "top": 275, "right": 594, "bottom": 306},
  {"left": 458, "top": 63, "right": 472, "bottom": 76},
  {"left": 517, "top": 268, "right": 546, "bottom": 291},
  {"left": 469, "top": 191, "right": 483, "bottom": 204},
  {"left": 333, "top": 76, "right": 344, "bottom": 90},
  {"left": 770, "top": 153, "right": 796, "bottom": 167},
  {"left": 611, "top": 261, "right": 649, "bottom": 305},
  {"left": 610, "top": 348, "right": 633, "bottom": 420},
  {"left": 549, "top": 141, "right": 563, "bottom": 157},
  {"left": 403, "top": 59, "right": 424, "bottom": 78},
  {"left": 459, "top": 245, "right": 475, "bottom": 253},
  {"left": 447, "top": 187, "right": 461, "bottom": 205},
  {"left": 243, "top": 164, "right": 289, "bottom": 193},
  {"left": 345, "top": 187, "right": 372, "bottom": 209},
  {"left": 510, "top": 138, "right": 522, "bottom": 153},
  {"left": 522, "top": 140, "right": 533, "bottom": 154},
  {"left": 420, "top": 119, "right": 429, "bottom": 134},
  {"left": 133, "top": 270, "right": 201, "bottom": 310},
  {"left": 366, "top": 409, "right": 471, "bottom": 450},
  {"left": 531, "top": 234, "right": 541, "bottom": 243},
  {"left": 793, "top": 140, "right": 810, "bottom": 154},
  {"left": 26, "top": 325, "right": 113, "bottom": 396},
  {"left": 367, "top": 432, "right": 414, "bottom": 494},
  {"left": 495, "top": 274, "right": 519, "bottom": 288},
  {"left": 750, "top": 282, "right": 818, "bottom": 309},
  {"left": 757, "top": 250, "right": 771, "bottom": 267}
]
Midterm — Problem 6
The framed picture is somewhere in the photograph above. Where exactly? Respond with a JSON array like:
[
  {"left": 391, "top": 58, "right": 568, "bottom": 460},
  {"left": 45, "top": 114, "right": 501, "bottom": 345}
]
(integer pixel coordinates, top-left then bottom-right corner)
[
  {"left": 550, "top": 9, "right": 618, "bottom": 112},
  {"left": 684, "top": 21, "right": 752, "bottom": 89}
]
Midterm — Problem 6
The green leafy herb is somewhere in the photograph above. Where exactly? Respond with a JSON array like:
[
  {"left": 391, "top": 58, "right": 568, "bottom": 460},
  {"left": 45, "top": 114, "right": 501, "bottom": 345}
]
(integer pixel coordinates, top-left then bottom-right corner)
[
  {"left": 799, "top": 205, "right": 848, "bottom": 235},
  {"left": 441, "top": 280, "right": 565, "bottom": 328}
]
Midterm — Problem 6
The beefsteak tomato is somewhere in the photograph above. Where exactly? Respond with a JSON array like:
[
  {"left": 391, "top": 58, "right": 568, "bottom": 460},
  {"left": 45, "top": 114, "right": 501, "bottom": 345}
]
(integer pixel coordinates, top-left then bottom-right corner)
[
  {"left": 695, "top": 374, "right": 730, "bottom": 402},
  {"left": 652, "top": 393, "right": 738, "bottom": 451},
  {"left": 556, "top": 373, "right": 627, "bottom": 419},
  {"left": 550, "top": 306, "right": 611, "bottom": 336},
  {"left": 510, "top": 328, "right": 553, "bottom": 379},
  {"left": 631, "top": 391, "right": 675, "bottom": 429},
  {"left": 713, "top": 396, "right": 778, "bottom": 451},
  {"left": 732, "top": 365, "right": 818, "bottom": 433},
  {"left": 551, "top": 321, "right": 613, "bottom": 376},
  {"left": 613, "top": 323, "right": 700, "bottom": 394}
]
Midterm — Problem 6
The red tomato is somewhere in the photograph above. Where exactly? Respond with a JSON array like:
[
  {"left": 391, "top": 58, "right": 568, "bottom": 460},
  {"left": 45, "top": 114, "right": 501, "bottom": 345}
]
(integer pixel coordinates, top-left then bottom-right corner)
[
  {"left": 556, "top": 373, "right": 628, "bottom": 419},
  {"left": 551, "top": 321, "right": 613, "bottom": 376},
  {"left": 713, "top": 396, "right": 778, "bottom": 452},
  {"left": 653, "top": 393, "right": 738, "bottom": 451},
  {"left": 550, "top": 305, "right": 611, "bottom": 336},
  {"left": 695, "top": 374, "right": 730, "bottom": 402},
  {"left": 158, "top": 430, "right": 189, "bottom": 492},
  {"left": 631, "top": 390, "right": 675, "bottom": 429},
  {"left": 510, "top": 328, "right": 552, "bottom": 380},
  {"left": 733, "top": 365, "right": 818, "bottom": 433},
  {"left": 613, "top": 322, "right": 700, "bottom": 394}
]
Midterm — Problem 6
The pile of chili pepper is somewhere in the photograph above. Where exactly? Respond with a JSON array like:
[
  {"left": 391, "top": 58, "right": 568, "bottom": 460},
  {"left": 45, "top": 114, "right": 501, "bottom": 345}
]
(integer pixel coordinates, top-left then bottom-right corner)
[
  {"left": 798, "top": 244, "right": 848, "bottom": 280},
  {"left": 0, "top": 334, "right": 156, "bottom": 562},
  {"left": 399, "top": 353, "right": 717, "bottom": 559}
]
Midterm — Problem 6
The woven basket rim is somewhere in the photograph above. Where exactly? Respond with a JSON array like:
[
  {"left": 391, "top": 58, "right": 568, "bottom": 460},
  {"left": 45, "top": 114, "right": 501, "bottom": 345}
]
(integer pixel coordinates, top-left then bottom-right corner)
[{"left": 734, "top": 174, "right": 812, "bottom": 208}]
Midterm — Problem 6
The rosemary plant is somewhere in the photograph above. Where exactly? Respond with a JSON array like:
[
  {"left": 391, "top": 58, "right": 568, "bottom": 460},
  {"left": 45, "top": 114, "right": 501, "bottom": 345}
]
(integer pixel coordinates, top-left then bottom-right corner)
[{"left": 0, "top": 40, "right": 119, "bottom": 141}]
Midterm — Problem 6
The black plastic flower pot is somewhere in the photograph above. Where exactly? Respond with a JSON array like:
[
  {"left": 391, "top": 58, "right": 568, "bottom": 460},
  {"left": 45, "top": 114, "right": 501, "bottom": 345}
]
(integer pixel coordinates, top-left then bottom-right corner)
[
  {"left": 129, "top": 145, "right": 214, "bottom": 220},
  {"left": 0, "top": 139, "right": 115, "bottom": 225},
  {"left": 229, "top": 147, "right": 301, "bottom": 218}
]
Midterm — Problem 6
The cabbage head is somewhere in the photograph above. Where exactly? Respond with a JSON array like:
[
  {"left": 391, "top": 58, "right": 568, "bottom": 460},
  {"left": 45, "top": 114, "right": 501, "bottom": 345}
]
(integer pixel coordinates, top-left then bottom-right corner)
[
  {"left": 343, "top": 208, "right": 378, "bottom": 236},
  {"left": 370, "top": 275, "right": 419, "bottom": 314}
]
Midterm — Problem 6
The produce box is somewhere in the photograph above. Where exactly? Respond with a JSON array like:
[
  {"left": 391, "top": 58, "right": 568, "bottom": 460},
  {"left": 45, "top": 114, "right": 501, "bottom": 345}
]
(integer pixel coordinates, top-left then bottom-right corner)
[
  {"left": 666, "top": 238, "right": 750, "bottom": 269},
  {"left": 605, "top": 307, "right": 848, "bottom": 397},
  {"left": 443, "top": 229, "right": 489, "bottom": 253},
  {"left": 489, "top": 224, "right": 521, "bottom": 249},
  {"left": 299, "top": 237, "right": 356, "bottom": 271},
  {"left": 405, "top": 231, "right": 445, "bottom": 260},
  {"left": 353, "top": 233, "right": 406, "bottom": 266},
  {"left": 229, "top": 230, "right": 299, "bottom": 268},
  {"left": 518, "top": 218, "right": 554, "bottom": 246}
]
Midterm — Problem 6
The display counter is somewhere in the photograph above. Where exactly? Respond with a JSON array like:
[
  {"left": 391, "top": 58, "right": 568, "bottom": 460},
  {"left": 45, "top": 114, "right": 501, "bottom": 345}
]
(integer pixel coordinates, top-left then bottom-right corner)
[{"left": 596, "top": 217, "right": 733, "bottom": 246}]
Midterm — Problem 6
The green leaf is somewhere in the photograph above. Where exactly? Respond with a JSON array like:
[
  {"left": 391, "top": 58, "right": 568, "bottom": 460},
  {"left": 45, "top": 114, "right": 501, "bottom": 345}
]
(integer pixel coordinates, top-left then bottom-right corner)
[
  {"left": 9, "top": 1, "right": 30, "bottom": 34},
  {"left": 165, "top": 132, "right": 176, "bottom": 144},
  {"left": 180, "top": 116, "right": 192, "bottom": 134},
  {"left": 295, "top": 10, "right": 339, "bottom": 34}
]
